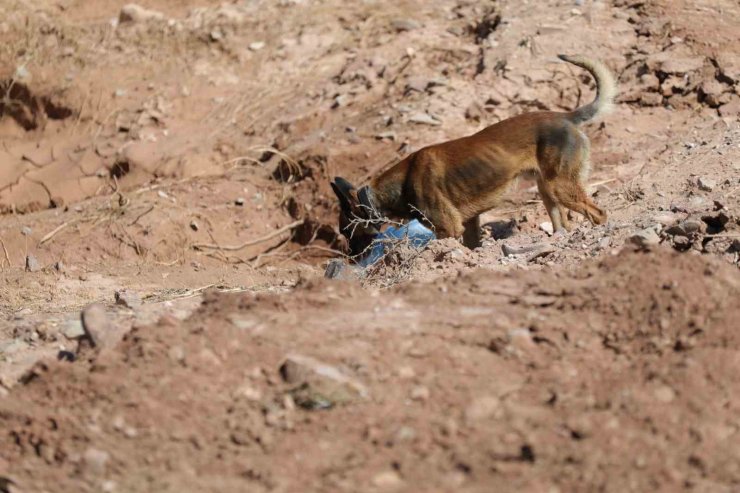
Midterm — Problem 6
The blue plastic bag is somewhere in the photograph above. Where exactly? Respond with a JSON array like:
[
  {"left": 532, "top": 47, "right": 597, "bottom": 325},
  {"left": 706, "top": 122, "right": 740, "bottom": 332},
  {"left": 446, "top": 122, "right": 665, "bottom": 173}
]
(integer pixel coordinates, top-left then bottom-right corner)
[{"left": 357, "top": 219, "right": 436, "bottom": 267}]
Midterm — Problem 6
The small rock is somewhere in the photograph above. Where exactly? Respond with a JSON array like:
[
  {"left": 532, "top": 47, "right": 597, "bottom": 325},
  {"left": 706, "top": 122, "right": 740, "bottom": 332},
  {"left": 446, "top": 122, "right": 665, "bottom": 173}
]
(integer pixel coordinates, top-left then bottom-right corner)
[
  {"left": 81, "top": 304, "right": 113, "bottom": 349},
  {"left": 375, "top": 131, "right": 397, "bottom": 141},
  {"left": 20, "top": 226, "right": 32, "bottom": 236},
  {"left": 539, "top": 222, "right": 554, "bottom": 235},
  {"left": 627, "top": 228, "right": 660, "bottom": 248},
  {"left": 25, "top": 255, "right": 41, "bottom": 272},
  {"left": 82, "top": 447, "right": 110, "bottom": 475},
  {"left": 464, "top": 101, "right": 485, "bottom": 121},
  {"left": 235, "top": 197, "right": 245, "bottom": 206},
  {"left": 465, "top": 396, "right": 501, "bottom": 422},
  {"left": 654, "top": 385, "right": 676, "bottom": 403},
  {"left": 409, "top": 385, "right": 430, "bottom": 401},
  {"left": 501, "top": 242, "right": 547, "bottom": 256},
  {"left": 279, "top": 354, "right": 369, "bottom": 406},
  {"left": 718, "top": 97, "right": 740, "bottom": 117},
  {"left": 63, "top": 319, "right": 86, "bottom": 339},
  {"left": 324, "top": 259, "right": 361, "bottom": 281},
  {"left": 189, "top": 220, "right": 199, "bottom": 231},
  {"left": 114, "top": 290, "right": 141, "bottom": 309},
  {"left": 447, "top": 248, "right": 464, "bottom": 260},
  {"left": 53, "top": 261, "right": 66, "bottom": 272},
  {"left": 0, "top": 339, "right": 27, "bottom": 356},
  {"left": 697, "top": 176, "right": 716, "bottom": 192},
  {"left": 659, "top": 56, "right": 705, "bottom": 75},
  {"left": 597, "top": 237, "right": 611, "bottom": 250},
  {"left": 391, "top": 18, "right": 420, "bottom": 32},
  {"left": 372, "top": 470, "right": 404, "bottom": 489},
  {"left": 653, "top": 213, "right": 678, "bottom": 226},
  {"left": 248, "top": 41, "right": 266, "bottom": 51},
  {"left": 114, "top": 88, "right": 127, "bottom": 98},
  {"left": 408, "top": 112, "right": 441, "bottom": 126},
  {"left": 405, "top": 76, "right": 430, "bottom": 93},
  {"left": 666, "top": 219, "right": 704, "bottom": 237},
  {"left": 640, "top": 92, "right": 664, "bottom": 107},
  {"left": 119, "top": 3, "right": 165, "bottom": 23}
]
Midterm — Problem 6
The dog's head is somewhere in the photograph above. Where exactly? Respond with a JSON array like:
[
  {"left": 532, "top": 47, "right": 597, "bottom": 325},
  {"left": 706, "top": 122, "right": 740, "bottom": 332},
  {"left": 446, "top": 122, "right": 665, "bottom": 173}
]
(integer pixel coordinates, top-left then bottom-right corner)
[{"left": 330, "top": 176, "right": 383, "bottom": 258}]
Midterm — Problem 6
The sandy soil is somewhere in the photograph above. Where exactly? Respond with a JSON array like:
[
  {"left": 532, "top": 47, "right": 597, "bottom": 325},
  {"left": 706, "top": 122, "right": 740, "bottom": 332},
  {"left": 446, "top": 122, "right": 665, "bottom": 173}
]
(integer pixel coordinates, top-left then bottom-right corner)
[{"left": 0, "top": 0, "right": 739, "bottom": 491}]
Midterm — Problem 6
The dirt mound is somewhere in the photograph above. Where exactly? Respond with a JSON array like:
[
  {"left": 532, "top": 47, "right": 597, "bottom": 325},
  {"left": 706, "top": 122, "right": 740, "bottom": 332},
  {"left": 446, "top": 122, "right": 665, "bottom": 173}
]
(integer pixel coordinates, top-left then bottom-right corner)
[{"left": 2, "top": 248, "right": 739, "bottom": 492}]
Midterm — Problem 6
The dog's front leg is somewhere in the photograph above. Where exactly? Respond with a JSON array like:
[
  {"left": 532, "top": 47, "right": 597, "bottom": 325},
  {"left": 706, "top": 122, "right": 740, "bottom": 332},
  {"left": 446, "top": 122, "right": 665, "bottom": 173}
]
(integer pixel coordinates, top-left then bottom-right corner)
[{"left": 462, "top": 215, "right": 481, "bottom": 249}]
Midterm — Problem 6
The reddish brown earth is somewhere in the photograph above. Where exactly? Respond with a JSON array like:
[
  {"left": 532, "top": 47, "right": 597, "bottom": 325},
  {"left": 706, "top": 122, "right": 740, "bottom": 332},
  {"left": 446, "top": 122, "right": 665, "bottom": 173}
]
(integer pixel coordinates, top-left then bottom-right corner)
[{"left": 1, "top": 0, "right": 739, "bottom": 491}]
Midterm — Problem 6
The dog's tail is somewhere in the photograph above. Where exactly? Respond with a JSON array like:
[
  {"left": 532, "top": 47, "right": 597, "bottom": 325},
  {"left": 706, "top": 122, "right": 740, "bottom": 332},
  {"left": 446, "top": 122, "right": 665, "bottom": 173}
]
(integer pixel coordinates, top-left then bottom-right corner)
[{"left": 558, "top": 54, "right": 616, "bottom": 125}]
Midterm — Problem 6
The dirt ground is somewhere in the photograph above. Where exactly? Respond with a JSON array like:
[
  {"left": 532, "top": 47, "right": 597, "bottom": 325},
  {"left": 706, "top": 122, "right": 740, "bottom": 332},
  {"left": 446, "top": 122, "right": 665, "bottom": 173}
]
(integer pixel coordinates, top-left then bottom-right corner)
[{"left": 0, "top": 0, "right": 739, "bottom": 491}]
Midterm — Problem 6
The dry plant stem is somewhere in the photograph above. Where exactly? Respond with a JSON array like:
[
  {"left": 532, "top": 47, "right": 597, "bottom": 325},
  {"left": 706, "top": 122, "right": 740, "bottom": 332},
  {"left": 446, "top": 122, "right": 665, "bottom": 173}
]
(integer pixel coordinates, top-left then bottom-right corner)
[
  {"left": 38, "top": 219, "right": 80, "bottom": 246},
  {"left": 192, "top": 219, "right": 304, "bottom": 252},
  {"left": 0, "top": 238, "right": 11, "bottom": 268}
]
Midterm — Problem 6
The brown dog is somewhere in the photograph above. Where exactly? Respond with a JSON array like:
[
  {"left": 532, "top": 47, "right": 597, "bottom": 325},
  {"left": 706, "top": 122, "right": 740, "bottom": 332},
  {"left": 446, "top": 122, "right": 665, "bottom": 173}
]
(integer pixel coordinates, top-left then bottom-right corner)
[{"left": 331, "top": 54, "right": 616, "bottom": 256}]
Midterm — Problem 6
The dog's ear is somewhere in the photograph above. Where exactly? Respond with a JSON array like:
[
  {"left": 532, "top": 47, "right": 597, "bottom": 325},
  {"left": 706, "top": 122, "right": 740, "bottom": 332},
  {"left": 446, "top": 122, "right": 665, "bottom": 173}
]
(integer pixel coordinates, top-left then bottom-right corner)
[
  {"left": 357, "top": 186, "right": 380, "bottom": 220},
  {"left": 331, "top": 177, "right": 355, "bottom": 213}
]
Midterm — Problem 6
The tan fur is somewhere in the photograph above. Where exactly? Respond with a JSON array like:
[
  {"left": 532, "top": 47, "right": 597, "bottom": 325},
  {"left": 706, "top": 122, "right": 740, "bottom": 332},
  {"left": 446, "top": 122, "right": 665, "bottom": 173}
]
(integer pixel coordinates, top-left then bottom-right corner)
[{"left": 333, "top": 55, "right": 616, "bottom": 253}]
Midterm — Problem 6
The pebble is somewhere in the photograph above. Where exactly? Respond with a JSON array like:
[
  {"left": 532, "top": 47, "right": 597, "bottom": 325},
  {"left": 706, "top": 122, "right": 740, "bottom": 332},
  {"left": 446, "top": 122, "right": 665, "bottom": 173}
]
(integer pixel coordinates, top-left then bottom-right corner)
[
  {"left": 597, "top": 237, "right": 611, "bottom": 250},
  {"left": 119, "top": 3, "right": 165, "bottom": 23},
  {"left": 627, "top": 227, "right": 661, "bottom": 248},
  {"left": 115, "top": 290, "right": 141, "bottom": 309},
  {"left": 81, "top": 304, "right": 113, "bottom": 349},
  {"left": 391, "top": 18, "right": 420, "bottom": 32},
  {"left": 654, "top": 385, "right": 676, "bottom": 403},
  {"left": 235, "top": 197, "right": 245, "bottom": 206},
  {"left": 539, "top": 221, "right": 554, "bottom": 235},
  {"left": 408, "top": 112, "right": 441, "bottom": 126},
  {"left": 63, "top": 319, "right": 86, "bottom": 339},
  {"left": 409, "top": 385, "right": 430, "bottom": 401},
  {"left": 697, "top": 176, "right": 716, "bottom": 192},
  {"left": 82, "top": 447, "right": 110, "bottom": 475},
  {"left": 372, "top": 470, "right": 404, "bottom": 489},
  {"left": 249, "top": 41, "right": 266, "bottom": 51},
  {"left": 21, "top": 226, "right": 32, "bottom": 236},
  {"left": 279, "top": 354, "right": 369, "bottom": 404},
  {"left": 25, "top": 254, "right": 41, "bottom": 272},
  {"left": 465, "top": 396, "right": 501, "bottom": 422}
]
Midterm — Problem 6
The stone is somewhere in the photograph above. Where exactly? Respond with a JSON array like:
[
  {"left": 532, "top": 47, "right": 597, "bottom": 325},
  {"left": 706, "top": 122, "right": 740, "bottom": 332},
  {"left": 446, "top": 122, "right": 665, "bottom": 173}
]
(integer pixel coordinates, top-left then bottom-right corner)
[
  {"left": 408, "top": 112, "right": 441, "bottom": 126},
  {"left": 718, "top": 97, "right": 740, "bottom": 118},
  {"left": 372, "top": 470, "right": 404, "bottom": 489},
  {"left": 627, "top": 227, "right": 661, "bottom": 248},
  {"left": 391, "top": 18, "right": 420, "bottom": 32},
  {"left": 324, "top": 259, "right": 361, "bottom": 281},
  {"left": 25, "top": 254, "right": 41, "bottom": 272},
  {"left": 248, "top": 41, "right": 266, "bottom": 51},
  {"left": 697, "top": 176, "right": 716, "bottom": 192},
  {"left": 81, "top": 304, "right": 113, "bottom": 349},
  {"left": 666, "top": 219, "right": 704, "bottom": 237},
  {"left": 654, "top": 385, "right": 676, "bottom": 403},
  {"left": 405, "top": 76, "right": 430, "bottom": 93},
  {"left": 82, "top": 447, "right": 110, "bottom": 475},
  {"left": 119, "top": 4, "right": 165, "bottom": 23},
  {"left": 640, "top": 92, "right": 663, "bottom": 106},
  {"left": 235, "top": 197, "right": 245, "bottom": 206},
  {"left": 464, "top": 101, "right": 485, "bottom": 121},
  {"left": 409, "top": 385, "right": 430, "bottom": 401},
  {"left": 63, "top": 319, "right": 86, "bottom": 339},
  {"left": 501, "top": 242, "right": 548, "bottom": 256},
  {"left": 659, "top": 56, "right": 705, "bottom": 75},
  {"left": 279, "top": 354, "right": 369, "bottom": 405},
  {"left": 716, "top": 53, "right": 740, "bottom": 83},
  {"left": 115, "top": 290, "right": 141, "bottom": 309},
  {"left": 465, "top": 396, "right": 501, "bottom": 422},
  {"left": 539, "top": 222, "right": 554, "bottom": 235}
]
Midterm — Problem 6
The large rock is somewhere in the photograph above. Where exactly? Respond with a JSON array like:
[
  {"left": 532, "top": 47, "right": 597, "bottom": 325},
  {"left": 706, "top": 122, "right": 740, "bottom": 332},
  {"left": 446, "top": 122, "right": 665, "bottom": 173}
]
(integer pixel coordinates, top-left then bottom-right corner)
[{"left": 279, "top": 354, "right": 369, "bottom": 407}]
